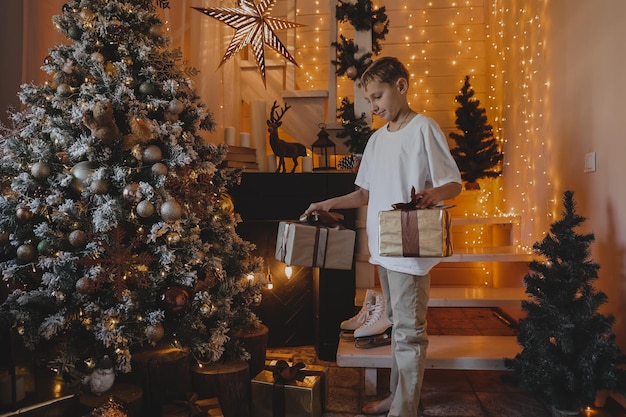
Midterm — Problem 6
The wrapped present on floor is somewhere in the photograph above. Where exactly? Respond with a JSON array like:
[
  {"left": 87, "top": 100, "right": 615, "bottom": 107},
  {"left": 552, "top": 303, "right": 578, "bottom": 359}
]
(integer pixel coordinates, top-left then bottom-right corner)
[
  {"left": 162, "top": 394, "right": 224, "bottom": 417},
  {"left": 275, "top": 211, "right": 355, "bottom": 270},
  {"left": 251, "top": 360, "right": 327, "bottom": 417},
  {"left": 379, "top": 187, "right": 453, "bottom": 257}
]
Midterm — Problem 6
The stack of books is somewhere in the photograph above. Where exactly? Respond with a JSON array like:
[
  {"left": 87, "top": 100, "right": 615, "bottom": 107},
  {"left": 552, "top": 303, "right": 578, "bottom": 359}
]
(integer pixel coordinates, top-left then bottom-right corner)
[{"left": 222, "top": 145, "right": 259, "bottom": 170}]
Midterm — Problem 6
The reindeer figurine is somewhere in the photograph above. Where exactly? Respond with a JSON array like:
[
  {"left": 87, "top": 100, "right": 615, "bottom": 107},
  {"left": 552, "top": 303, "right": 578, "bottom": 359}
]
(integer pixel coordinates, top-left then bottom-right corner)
[{"left": 267, "top": 101, "right": 307, "bottom": 173}]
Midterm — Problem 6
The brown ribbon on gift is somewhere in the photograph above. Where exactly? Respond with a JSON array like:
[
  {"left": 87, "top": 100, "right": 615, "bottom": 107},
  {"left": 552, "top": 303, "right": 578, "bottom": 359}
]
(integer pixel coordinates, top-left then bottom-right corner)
[
  {"left": 279, "top": 210, "right": 345, "bottom": 268},
  {"left": 391, "top": 187, "right": 454, "bottom": 257},
  {"left": 267, "top": 360, "right": 326, "bottom": 417},
  {"left": 400, "top": 210, "right": 421, "bottom": 257}
]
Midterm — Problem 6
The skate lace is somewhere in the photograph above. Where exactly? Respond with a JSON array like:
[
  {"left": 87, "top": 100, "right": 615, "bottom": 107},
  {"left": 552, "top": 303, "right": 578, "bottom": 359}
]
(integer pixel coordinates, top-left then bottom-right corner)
[{"left": 360, "top": 298, "right": 383, "bottom": 328}]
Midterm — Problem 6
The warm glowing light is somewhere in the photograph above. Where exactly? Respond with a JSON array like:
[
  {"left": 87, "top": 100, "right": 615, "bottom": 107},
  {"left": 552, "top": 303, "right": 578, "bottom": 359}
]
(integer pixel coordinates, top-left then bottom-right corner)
[{"left": 285, "top": 265, "right": 293, "bottom": 279}]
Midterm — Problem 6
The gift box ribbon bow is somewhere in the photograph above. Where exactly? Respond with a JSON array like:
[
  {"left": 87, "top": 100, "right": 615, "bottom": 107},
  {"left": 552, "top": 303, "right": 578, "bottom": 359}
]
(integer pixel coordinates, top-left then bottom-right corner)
[
  {"left": 267, "top": 360, "right": 326, "bottom": 417},
  {"left": 391, "top": 186, "right": 455, "bottom": 211},
  {"left": 271, "top": 360, "right": 307, "bottom": 384},
  {"left": 389, "top": 186, "right": 453, "bottom": 257},
  {"left": 299, "top": 210, "right": 346, "bottom": 230}
]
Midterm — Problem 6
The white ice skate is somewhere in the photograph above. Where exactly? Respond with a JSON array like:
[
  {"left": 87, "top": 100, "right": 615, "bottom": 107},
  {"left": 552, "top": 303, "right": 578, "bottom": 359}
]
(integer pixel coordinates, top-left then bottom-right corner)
[
  {"left": 339, "top": 289, "right": 380, "bottom": 340},
  {"left": 354, "top": 293, "right": 392, "bottom": 348}
]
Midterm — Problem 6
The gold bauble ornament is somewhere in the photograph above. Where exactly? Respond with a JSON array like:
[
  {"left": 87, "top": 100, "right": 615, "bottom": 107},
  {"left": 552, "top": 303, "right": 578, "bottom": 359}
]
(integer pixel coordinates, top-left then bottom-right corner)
[
  {"left": 166, "top": 232, "right": 181, "bottom": 245},
  {"left": 146, "top": 323, "right": 165, "bottom": 342},
  {"left": 151, "top": 162, "right": 168, "bottom": 176},
  {"left": 168, "top": 99, "right": 184, "bottom": 115},
  {"left": 373, "top": 21, "right": 385, "bottom": 34},
  {"left": 16, "top": 244, "right": 37, "bottom": 262},
  {"left": 71, "top": 161, "right": 97, "bottom": 192},
  {"left": 76, "top": 277, "right": 96, "bottom": 294},
  {"left": 346, "top": 66, "right": 358, "bottom": 80},
  {"left": 160, "top": 200, "right": 183, "bottom": 222},
  {"left": 136, "top": 200, "right": 155, "bottom": 218},
  {"left": 218, "top": 193, "right": 234, "bottom": 214},
  {"left": 123, "top": 183, "right": 141, "bottom": 203},
  {"left": 31, "top": 161, "right": 51, "bottom": 179},
  {"left": 69, "top": 229, "right": 87, "bottom": 248},
  {"left": 16, "top": 206, "right": 34, "bottom": 222},
  {"left": 89, "top": 179, "right": 109, "bottom": 195},
  {"left": 142, "top": 145, "right": 163, "bottom": 164}
]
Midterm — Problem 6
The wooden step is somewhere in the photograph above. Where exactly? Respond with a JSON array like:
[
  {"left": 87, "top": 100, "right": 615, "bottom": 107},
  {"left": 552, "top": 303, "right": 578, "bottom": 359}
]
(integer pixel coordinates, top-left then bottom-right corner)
[
  {"left": 355, "top": 286, "right": 527, "bottom": 308},
  {"left": 355, "top": 246, "right": 536, "bottom": 264},
  {"left": 336, "top": 335, "right": 521, "bottom": 395}
]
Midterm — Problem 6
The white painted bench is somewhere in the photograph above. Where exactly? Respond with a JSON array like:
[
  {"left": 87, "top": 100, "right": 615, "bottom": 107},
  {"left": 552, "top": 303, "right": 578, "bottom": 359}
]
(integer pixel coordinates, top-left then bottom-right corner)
[{"left": 336, "top": 335, "right": 521, "bottom": 395}]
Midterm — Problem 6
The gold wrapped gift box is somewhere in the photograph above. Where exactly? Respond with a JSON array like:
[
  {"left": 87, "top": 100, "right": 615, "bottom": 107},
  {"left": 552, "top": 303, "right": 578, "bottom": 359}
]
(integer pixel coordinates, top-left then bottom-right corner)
[
  {"left": 162, "top": 397, "right": 224, "bottom": 417},
  {"left": 251, "top": 363, "right": 327, "bottom": 417},
  {"left": 378, "top": 208, "right": 452, "bottom": 257},
  {"left": 275, "top": 221, "right": 355, "bottom": 270}
]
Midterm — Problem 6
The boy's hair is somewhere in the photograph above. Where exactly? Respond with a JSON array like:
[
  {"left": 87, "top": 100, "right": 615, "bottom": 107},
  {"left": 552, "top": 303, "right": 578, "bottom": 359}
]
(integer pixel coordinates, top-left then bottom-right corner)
[{"left": 359, "top": 56, "right": 409, "bottom": 88}]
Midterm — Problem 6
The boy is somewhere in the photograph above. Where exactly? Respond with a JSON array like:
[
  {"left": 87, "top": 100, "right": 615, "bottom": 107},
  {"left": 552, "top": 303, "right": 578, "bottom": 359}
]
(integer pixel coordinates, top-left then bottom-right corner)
[{"left": 304, "top": 57, "right": 461, "bottom": 417}]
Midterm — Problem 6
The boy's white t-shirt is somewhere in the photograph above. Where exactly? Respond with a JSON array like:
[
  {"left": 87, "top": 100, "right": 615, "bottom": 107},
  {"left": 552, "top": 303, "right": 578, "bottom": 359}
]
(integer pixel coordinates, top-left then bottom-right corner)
[{"left": 355, "top": 113, "right": 462, "bottom": 276}]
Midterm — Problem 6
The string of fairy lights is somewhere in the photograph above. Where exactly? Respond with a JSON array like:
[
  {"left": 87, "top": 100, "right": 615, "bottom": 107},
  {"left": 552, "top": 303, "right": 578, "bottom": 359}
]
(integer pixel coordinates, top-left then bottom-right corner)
[{"left": 157, "top": 0, "right": 553, "bottom": 287}]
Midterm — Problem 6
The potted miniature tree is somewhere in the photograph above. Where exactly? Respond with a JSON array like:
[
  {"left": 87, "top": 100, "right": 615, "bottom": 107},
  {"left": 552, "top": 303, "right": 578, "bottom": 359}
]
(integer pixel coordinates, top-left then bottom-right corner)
[
  {"left": 505, "top": 191, "right": 626, "bottom": 416},
  {"left": 449, "top": 75, "right": 503, "bottom": 190}
]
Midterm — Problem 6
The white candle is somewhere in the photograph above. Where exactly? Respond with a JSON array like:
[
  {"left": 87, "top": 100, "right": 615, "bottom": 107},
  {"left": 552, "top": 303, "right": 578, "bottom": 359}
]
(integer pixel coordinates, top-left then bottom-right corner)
[
  {"left": 267, "top": 154, "right": 277, "bottom": 172},
  {"left": 240, "top": 132, "right": 251, "bottom": 148},
  {"left": 302, "top": 156, "right": 313, "bottom": 173},
  {"left": 250, "top": 100, "right": 267, "bottom": 171},
  {"left": 224, "top": 126, "right": 235, "bottom": 146}
]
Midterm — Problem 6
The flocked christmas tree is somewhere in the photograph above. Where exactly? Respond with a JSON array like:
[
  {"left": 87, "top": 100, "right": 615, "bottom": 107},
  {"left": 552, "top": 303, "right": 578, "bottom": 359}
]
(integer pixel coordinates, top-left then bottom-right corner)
[
  {"left": 449, "top": 75, "right": 502, "bottom": 190},
  {"left": 0, "top": 0, "right": 264, "bottom": 381},
  {"left": 505, "top": 190, "right": 626, "bottom": 411}
]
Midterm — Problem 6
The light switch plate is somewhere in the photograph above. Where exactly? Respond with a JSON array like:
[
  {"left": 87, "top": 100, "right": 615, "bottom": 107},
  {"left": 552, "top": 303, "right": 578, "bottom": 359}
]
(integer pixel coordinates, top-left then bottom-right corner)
[{"left": 584, "top": 152, "right": 596, "bottom": 173}]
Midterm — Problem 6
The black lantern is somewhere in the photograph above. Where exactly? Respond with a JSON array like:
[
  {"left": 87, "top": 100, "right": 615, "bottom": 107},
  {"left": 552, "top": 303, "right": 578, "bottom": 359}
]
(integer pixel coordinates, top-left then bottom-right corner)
[{"left": 312, "top": 123, "right": 336, "bottom": 170}]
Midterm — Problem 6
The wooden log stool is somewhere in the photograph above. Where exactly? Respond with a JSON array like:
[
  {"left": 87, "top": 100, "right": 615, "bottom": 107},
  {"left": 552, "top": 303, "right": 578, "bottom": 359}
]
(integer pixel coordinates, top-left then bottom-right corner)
[
  {"left": 192, "top": 359, "right": 249, "bottom": 417},
  {"left": 131, "top": 347, "right": 192, "bottom": 417},
  {"left": 234, "top": 324, "right": 268, "bottom": 379}
]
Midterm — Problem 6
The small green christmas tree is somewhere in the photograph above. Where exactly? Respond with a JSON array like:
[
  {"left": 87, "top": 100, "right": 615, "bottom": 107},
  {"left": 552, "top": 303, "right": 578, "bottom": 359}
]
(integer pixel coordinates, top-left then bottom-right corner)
[
  {"left": 0, "top": 0, "right": 264, "bottom": 380},
  {"left": 449, "top": 75, "right": 502, "bottom": 190},
  {"left": 505, "top": 190, "right": 626, "bottom": 411}
]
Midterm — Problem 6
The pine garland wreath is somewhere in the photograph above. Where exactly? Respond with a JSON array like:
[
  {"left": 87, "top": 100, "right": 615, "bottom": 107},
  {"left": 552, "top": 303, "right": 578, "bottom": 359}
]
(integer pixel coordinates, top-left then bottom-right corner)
[
  {"left": 336, "top": 0, "right": 389, "bottom": 54},
  {"left": 333, "top": 0, "right": 388, "bottom": 156},
  {"left": 505, "top": 190, "right": 626, "bottom": 411},
  {"left": 331, "top": 35, "right": 372, "bottom": 81},
  {"left": 449, "top": 75, "right": 503, "bottom": 190},
  {"left": 336, "top": 97, "right": 374, "bottom": 155}
]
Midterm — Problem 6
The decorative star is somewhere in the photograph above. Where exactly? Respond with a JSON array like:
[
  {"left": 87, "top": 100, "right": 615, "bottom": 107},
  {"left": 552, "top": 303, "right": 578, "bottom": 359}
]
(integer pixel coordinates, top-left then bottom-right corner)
[{"left": 193, "top": 0, "right": 303, "bottom": 85}]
